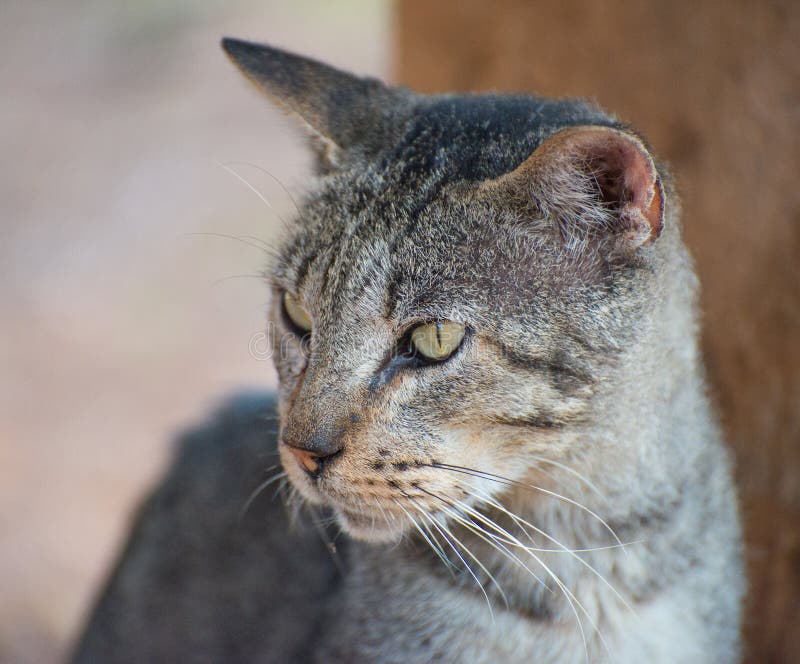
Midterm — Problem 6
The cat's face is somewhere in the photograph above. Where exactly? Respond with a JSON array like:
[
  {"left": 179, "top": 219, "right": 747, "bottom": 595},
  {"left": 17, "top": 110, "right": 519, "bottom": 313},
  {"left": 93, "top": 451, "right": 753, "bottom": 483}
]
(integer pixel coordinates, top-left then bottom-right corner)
[
  {"left": 271, "top": 164, "right": 659, "bottom": 542},
  {"left": 222, "top": 39, "right": 666, "bottom": 542}
]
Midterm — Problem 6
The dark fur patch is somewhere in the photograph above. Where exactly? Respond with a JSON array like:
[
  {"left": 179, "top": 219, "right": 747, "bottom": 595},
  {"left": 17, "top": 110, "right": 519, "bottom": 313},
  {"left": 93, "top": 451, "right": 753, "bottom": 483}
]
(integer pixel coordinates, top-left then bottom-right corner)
[
  {"left": 490, "top": 338, "right": 591, "bottom": 392},
  {"left": 488, "top": 414, "right": 562, "bottom": 429}
]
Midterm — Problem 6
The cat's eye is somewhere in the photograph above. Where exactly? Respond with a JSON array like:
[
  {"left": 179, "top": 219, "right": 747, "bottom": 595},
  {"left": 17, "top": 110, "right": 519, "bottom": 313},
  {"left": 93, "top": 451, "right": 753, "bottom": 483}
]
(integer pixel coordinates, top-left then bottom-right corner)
[
  {"left": 410, "top": 321, "right": 466, "bottom": 361},
  {"left": 283, "top": 292, "right": 312, "bottom": 333}
]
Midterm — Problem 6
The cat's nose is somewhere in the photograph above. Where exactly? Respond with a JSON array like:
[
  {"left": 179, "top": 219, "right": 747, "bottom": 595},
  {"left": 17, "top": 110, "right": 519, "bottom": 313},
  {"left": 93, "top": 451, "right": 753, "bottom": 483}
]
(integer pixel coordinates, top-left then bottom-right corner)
[
  {"left": 286, "top": 446, "right": 342, "bottom": 477},
  {"left": 283, "top": 432, "right": 343, "bottom": 478},
  {"left": 287, "top": 447, "right": 322, "bottom": 476}
]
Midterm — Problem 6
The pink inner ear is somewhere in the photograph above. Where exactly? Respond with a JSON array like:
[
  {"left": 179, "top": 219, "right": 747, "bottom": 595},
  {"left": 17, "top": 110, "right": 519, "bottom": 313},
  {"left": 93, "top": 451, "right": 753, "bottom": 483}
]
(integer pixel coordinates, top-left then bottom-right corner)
[
  {"left": 483, "top": 125, "right": 666, "bottom": 251},
  {"left": 578, "top": 131, "right": 664, "bottom": 246}
]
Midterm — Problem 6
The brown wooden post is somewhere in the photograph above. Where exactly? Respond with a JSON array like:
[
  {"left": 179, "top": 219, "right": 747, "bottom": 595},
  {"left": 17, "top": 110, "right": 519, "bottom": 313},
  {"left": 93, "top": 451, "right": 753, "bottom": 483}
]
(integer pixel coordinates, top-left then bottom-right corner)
[{"left": 395, "top": 1, "right": 800, "bottom": 661}]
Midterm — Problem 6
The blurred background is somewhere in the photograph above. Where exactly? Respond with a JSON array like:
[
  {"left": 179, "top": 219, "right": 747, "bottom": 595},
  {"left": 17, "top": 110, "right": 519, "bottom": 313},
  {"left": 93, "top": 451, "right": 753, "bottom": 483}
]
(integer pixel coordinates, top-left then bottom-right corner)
[
  {"left": 1, "top": 1, "right": 389, "bottom": 661},
  {"left": 2, "top": 1, "right": 797, "bottom": 662}
]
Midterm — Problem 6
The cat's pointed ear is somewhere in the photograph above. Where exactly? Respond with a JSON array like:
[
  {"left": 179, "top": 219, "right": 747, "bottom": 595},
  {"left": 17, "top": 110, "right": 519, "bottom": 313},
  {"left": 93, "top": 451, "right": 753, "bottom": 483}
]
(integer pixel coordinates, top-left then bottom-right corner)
[
  {"left": 222, "top": 38, "right": 408, "bottom": 172},
  {"left": 488, "top": 125, "right": 665, "bottom": 254}
]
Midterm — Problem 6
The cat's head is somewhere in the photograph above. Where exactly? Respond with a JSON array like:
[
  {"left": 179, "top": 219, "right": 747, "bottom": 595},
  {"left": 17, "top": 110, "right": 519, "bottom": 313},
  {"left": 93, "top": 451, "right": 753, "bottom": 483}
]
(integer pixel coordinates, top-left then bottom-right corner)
[{"left": 223, "top": 39, "right": 679, "bottom": 542}]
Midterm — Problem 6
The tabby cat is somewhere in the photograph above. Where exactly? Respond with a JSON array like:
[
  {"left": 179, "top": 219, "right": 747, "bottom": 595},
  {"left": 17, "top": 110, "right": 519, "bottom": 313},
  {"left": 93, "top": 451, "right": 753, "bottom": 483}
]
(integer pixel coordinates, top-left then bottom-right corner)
[{"left": 72, "top": 39, "right": 744, "bottom": 663}]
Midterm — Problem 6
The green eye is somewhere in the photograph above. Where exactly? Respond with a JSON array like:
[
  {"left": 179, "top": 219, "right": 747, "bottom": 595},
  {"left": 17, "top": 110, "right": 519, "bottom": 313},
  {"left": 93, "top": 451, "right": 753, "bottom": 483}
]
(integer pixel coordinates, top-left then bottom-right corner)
[
  {"left": 283, "top": 292, "right": 312, "bottom": 333},
  {"left": 410, "top": 321, "right": 466, "bottom": 361}
]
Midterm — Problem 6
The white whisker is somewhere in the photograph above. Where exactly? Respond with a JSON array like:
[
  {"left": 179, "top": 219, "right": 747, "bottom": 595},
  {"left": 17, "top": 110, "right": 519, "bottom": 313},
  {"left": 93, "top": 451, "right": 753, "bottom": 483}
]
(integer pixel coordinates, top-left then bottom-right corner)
[
  {"left": 409, "top": 502, "right": 498, "bottom": 621},
  {"left": 216, "top": 161, "right": 276, "bottom": 211},
  {"left": 436, "top": 498, "right": 549, "bottom": 591},
  {"left": 528, "top": 454, "right": 606, "bottom": 501},
  {"left": 239, "top": 469, "right": 287, "bottom": 521},
  {"left": 181, "top": 231, "right": 270, "bottom": 253},
  {"left": 307, "top": 505, "right": 346, "bottom": 575},
  {"left": 431, "top": 463, "right": 625, "bottom": 549},
  {"left": 463, "top": 479, "right": 638, "bottom": 622},
  {"left": 394, "top": 500, "right": 455, "bottom": 573},
  {"left": 413, "top": 501, "right": 509, "bottom": 608},
  {"left": 457, "top": 500, "right": 596, "bottom": 662},
  {"left": 222, "top": 160, "right": 303, "bottom": 217},
  {"left": 429, "top": 491, "right": 592, "bottom": 662}
]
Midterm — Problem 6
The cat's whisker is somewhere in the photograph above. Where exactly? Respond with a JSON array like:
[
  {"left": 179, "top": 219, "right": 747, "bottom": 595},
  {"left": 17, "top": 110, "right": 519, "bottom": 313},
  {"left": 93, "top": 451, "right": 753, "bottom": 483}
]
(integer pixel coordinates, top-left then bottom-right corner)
[
  {"left": 416, "top": 514, "right": 459, "bottom": 576},
  {"left": 406, "top": 501, "right": 501, "bottom": 620},
  {"left": 527, "top": 454, "right": 606, "bottom": 501},
  {"left": 393, "top": 500, "right": 456, "bottom": 575},
  {"left": 417, "top": 486, "right": 549, "bottom": 589},
  {"left": 180, "top": 230, "right": 271, "bottom": 253},
  {"left": 428, "top": 462, "right": 624, "bottom": 549},
  {"left": 418, "top": 481, "right": 620, "bottom": 663},
  {"left": 215, "top": 161, "right": 278, "bottom": 214},
  {"left": 421, "top": 489, "right": 593, "bottom": 663},
  {"left": 400, "top": 500, "right": 455, "bottom": 572},
  {"left": 432, "top": 487, "right": 634, "bottom": 553},
  {"left": 433, "top": 497, "right": 549, "bottom": 592},
  {"left": 306, "top": 504, "right": 346, "bottom": 575},
  {"left": 272, "top": 476, "right": 290, "bottom": 501},
  {"left": 372, "top": 497, "right": 390, "bottom": 534},
  {"left": 461, "top": 479, "right": 639, "bottom": 622},
  {"left": 284, "top": 484, "right": 306, "bottom": 530},
  {"left": 494, "top": 541, "right": 637, "bottom": 554},
  {"left": 238, "top": 234, "right": 273, "bottom": 249},
  {"left": 433, "top": 516, "right": 512, "bottom": 614},
  {"left": 221, "top": 160, "right": 303, "bottom": 218},
  {"left": 211, "top": 272, "right": 268, "bottom": 287},
  {"left": 457, "top": 510, "right": 603, "bottom": 664},
  {"left": 238, "top": 469, "right": 287, "bottom": 521},
  {"left": 450, "top": 490, "right": 618, "bottom": 662}
]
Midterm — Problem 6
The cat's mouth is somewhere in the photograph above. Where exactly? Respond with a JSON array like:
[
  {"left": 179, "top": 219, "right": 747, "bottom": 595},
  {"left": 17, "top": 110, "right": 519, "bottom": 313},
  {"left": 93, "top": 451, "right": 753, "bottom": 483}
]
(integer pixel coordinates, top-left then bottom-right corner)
[
  {"left": 280, "top": 451, "right": 413, "bottom": 541},
  {"left": 332, "top": 502, "right": 408, "bottom": 542},
  {"left": 280, "top": 443, "right": 490, "bottom": 543}
]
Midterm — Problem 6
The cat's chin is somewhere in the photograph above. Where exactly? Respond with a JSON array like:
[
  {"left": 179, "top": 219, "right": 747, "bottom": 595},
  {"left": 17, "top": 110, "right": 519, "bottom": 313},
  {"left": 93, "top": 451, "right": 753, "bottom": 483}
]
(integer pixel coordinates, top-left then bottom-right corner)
[{"left": 334, "top": 506, "right": 407, "bottom": 543}]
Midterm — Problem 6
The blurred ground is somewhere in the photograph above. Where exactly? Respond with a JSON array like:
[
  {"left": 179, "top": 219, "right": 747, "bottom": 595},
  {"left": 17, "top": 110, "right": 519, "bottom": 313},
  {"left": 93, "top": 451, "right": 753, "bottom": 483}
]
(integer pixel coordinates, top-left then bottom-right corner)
[{"left": 0, "top": 2, "right": 389, "bottom": 661}]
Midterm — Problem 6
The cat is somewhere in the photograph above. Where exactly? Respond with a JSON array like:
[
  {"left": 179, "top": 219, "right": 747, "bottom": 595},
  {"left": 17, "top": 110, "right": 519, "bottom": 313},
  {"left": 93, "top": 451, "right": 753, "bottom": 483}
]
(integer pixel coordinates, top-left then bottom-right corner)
[{"left": 71, "top": 38, "right": 744, "bottom": 663}]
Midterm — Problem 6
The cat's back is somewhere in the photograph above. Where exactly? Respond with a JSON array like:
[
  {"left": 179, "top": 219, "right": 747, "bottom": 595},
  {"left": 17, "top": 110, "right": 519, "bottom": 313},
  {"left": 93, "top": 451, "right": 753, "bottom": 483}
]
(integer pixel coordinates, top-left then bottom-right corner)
[{"left": 71, "top": 392, "right": 343, "bottom": 664}]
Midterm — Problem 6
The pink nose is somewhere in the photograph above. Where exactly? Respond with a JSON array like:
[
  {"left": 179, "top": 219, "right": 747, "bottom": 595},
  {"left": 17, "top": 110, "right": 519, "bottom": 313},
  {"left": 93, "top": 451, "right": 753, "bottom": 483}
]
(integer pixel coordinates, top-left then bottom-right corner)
[{"left": 287, "top": 446, "right": 322, "bottom": 475}]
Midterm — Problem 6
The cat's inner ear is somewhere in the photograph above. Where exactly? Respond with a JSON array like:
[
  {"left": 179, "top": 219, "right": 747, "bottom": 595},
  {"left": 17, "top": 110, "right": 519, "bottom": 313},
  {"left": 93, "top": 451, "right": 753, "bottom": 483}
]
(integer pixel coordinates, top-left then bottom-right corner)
[
  {"left": 222, "top": 38, "right": 407, "bottom": 172},
  {"left": 490, "top": 126, "right": 665, "bottom": 253}
]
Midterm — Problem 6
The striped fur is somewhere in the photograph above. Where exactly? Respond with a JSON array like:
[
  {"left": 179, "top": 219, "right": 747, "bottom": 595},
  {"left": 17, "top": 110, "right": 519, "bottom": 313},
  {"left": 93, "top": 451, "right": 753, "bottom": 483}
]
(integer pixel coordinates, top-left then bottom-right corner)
[{"left": 73, "top": 40, "right": 744, "bottom": 663}]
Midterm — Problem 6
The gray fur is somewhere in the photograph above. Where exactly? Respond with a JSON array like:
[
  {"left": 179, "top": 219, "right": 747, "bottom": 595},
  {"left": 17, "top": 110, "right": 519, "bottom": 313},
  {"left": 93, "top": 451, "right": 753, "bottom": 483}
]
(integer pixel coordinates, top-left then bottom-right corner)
[
  {"left": 72, "top": 393, "right": 346, "bottom": 663},
  {"left": 72, "top": 41, "right": 744, "bottom": 663}
]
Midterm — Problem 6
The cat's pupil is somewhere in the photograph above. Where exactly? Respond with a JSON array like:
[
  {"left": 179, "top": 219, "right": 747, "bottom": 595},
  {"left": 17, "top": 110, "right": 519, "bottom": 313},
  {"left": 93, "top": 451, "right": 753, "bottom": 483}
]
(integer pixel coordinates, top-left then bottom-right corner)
[{"left": 410, "top": 320, "right": 466, "bottom": 362}]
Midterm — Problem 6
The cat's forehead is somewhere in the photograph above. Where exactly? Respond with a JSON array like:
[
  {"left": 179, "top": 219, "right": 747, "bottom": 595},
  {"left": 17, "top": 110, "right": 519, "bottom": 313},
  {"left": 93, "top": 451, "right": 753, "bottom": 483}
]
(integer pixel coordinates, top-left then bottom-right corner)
[
  {"left": 277, "top": 178, "right": 560, "bottom": 326},
  {"left": 274, "top": 94, "right": 618, "bottom": 315}
]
